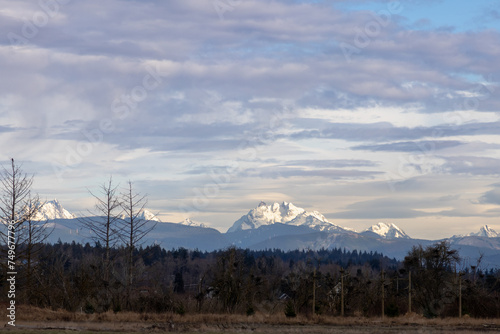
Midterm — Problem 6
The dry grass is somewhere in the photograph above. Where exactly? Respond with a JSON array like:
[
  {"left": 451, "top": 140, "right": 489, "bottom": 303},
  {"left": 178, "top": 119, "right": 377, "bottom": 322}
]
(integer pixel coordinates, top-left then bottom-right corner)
[
  {"left": 12, "top": 305, "right": 500, "bottom": 324},
  {"left": 3, "top": 305, "right": 500, "bottom": 333}
]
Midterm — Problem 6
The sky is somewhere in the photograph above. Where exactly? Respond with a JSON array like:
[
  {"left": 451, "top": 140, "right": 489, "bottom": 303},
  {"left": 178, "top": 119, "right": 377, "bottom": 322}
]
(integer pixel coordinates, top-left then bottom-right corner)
[{"left": 0, "top": 0, "right": 499, "bottom": 239}]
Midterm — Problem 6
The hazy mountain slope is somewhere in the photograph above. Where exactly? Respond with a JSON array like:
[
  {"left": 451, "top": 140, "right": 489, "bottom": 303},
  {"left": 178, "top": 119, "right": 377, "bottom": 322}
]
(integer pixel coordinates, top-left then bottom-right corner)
[
  {"left": 228, "top": 223, "right": 323, "bottom": 249},
  {"left": 45, "top": 217, "right": 229, "bottom": 251},
  {"left": 147, "top": 222, "right": 229, "bottom": 251}
]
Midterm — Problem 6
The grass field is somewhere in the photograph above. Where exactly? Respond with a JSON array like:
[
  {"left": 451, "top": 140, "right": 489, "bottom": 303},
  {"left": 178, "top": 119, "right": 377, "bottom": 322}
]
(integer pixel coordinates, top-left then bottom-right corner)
[
  {"left": 4, "top": 324, "right": 500, "bottom": 334},
  {"left": 2, "top": 306, "right": 500, "bottom": 333}
]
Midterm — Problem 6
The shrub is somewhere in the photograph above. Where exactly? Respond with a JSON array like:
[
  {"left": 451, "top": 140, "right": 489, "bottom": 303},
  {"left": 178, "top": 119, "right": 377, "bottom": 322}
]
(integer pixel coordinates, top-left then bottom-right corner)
[
  {"left": 386, "top": 302, "right": 399, "bottom": 317},
  {"left": 284, "top": 301, "right": 296, "bottom": 318},
  {"left": 84, "top": 302, "right": 95, "bottom": 314},
  {"left": 246, "top": 305, "right": 255, "bottom": 316}
]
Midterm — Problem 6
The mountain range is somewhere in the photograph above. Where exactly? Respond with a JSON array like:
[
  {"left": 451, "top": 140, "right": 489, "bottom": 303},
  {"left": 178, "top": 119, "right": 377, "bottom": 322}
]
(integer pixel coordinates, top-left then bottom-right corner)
[{"left": 32, "top": 200, "right": 500, "bottom": 268}]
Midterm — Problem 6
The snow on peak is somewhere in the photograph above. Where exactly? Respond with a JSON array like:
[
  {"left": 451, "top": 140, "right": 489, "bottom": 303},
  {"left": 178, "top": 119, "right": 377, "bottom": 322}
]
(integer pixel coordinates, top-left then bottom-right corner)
[
  {"left": 141, "top": 210, "right": 161, "bottom": 222},
  {"left": 32, "top": 199, "right": 76, "bottom": 221},
  {"left": 179, "top": 218, "right": 210, "bottom": 228},
  {"left": 227, "top": 201, "right": 345, "bottom": 233},
  {"left": 121, "top": 209, "right": 161, "bottom": 222},
  {"left": 469, "top": 225, "right": 499, "bottom": 238},
  {"left": 365, "top": 222, "right": 410, "bottom": 239}
]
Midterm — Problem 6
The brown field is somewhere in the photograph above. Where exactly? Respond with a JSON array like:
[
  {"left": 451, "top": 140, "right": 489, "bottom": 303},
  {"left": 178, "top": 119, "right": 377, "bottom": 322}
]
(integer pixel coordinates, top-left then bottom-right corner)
[{"left": 2, "top": 306, "right": 500, "bottom": 333}]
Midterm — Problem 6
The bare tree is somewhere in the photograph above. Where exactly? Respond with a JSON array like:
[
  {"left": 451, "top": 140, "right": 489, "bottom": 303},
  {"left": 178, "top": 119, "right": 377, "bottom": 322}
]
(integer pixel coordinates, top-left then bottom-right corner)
[
  {"left": 0, "top": 159, "right": 33, "bottom": 240},
  {"left": 404, "top": 241, "right": 460, "bottom": 317},
  {"left": 0, "top": 159, "right": 53, "bottom": 252},
  {"left": 0, "top": 159, "right": 52, "bottom": 302},
  {"left": 22, "top": 192, "right": 53, "bottom": 302},
  {"left": 120, "top": 180, "right": 157, "bottom": 308},
  {"left": 79, "top": 177, "right": 123, "bottom": 293}
]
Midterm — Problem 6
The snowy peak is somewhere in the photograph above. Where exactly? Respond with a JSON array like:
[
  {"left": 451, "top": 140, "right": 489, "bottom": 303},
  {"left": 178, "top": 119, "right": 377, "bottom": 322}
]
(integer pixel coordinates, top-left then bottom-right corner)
[
  {"left": 469, "top": 225, "right": 499, "bottom": 238},
  {"left": 179, "top": 218, "right": 210, "bottom": 228},
  {"left": 121, "top": 209, "right": 161, "bottom": 222},
  {"left": 227, "top": 201, "right": 345, "bottom": 233},
  {"left": 140, "top": 210, "right": 161, "bottom": 222},
  {"left": 32, "top": 199, "right": 76, "bottom": 221},
  {"left": 365, "top": 222, "right": 410, "bottom": 239}
]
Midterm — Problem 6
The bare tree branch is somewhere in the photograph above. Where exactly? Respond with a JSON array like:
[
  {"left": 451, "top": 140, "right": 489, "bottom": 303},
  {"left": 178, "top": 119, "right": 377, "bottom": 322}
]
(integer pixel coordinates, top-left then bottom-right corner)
[
  {"left": 120, "top": 180, "right": 157, "bottom": 307},
  {"left": 78, "top": 175, "right": 123, "bottom": 306},
  {"left": 0, "top": 159, "right": 53, "bottom": 303}
]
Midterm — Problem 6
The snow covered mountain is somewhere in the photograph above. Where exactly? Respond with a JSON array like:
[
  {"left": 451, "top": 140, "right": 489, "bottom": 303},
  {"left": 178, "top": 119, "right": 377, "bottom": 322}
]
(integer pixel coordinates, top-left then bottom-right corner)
[
  {"left": 469, "top": 225, "right": 499, "bottom": 238},
  {"left": 120, "top": 209, "right": 161, "bottom": 222},
  {"left": 451, "top": 225, "right": 500, "bottom": 239},
  {"left": 227, "top": 201, "right": 346, "bottom": 233},
  {"left": 140, "top": 210, "right": 161, "bottom": 222},
  {"left": 179, "top": 218, "right": 210, "bottom": 228},
  {"left": 364, "top": 222, "right": 410, "bottom": 239},
  {"left": 32, "top": 199, "right": 76, "bottom": 221}
]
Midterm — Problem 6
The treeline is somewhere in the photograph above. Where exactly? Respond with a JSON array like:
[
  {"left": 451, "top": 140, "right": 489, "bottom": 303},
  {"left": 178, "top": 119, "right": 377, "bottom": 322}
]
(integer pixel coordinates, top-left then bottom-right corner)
[
  {"left": 0, "top": 241, "right": 395, "bottom": 315},
  {"left": 1, "top": 241, "right": 500, "bottom": 318}
]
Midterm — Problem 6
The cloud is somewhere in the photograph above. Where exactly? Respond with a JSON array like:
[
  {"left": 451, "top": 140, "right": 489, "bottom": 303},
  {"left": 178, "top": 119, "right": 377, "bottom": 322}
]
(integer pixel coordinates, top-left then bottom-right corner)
[
  {"left": 440, "top": 156, "right": 500, "bottom": 176},
  {"left": 479, "top": 188, "right": 500, "bottom": 205},
  {"left": 0, "top": 0, "right": 499, "bottom": 238},
  {"left": 353, "top": 140, "right": 464, "bottom": 152},
  {"left": 331, "top": 196, "right": 432, "bottom": 219},
  {"left": 0, "top": 125, "right": 16, "bottom": 133},
  {"left": 241, "top": 166, "right": 382, "bottom": 179},
  {"left": 283, "top": 159, "right": 380, "bottom": 168},
  {"left": 331, "top": 208, "right": 428, "bottom": 219},
  {"left": 290, "top": 121, "right": 500, "bottom": 143}
]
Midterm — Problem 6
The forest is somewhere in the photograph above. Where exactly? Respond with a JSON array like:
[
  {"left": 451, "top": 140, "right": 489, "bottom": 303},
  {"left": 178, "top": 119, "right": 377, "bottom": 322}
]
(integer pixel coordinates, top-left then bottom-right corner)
[{"left": 1, "top": 241, "right": 500, "bottom": 319}]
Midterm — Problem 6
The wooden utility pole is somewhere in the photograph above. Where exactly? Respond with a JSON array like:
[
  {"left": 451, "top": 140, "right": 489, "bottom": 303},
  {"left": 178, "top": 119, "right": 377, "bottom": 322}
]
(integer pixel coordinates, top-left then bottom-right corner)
[
  {"left": 312, "top": 267, "right": 316, "bottom": 316},
  {"left": 459, "top": 272, "right": 462, "bottom": 318},
  {"left": 381, "top": 269, "right": 385, "bottom": 319},
  {"left": 340, "top": 268, "right": 345, "bottom": 316},
  {"left": 408, "top": 271, "right": 412, "bottom": 314}
]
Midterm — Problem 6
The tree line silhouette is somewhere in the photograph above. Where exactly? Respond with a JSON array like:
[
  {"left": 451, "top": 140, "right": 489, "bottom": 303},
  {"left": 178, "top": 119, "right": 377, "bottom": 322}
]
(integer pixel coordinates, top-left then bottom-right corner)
[{"left": 1, "top": 241, "right": 499, "bottom": 318}]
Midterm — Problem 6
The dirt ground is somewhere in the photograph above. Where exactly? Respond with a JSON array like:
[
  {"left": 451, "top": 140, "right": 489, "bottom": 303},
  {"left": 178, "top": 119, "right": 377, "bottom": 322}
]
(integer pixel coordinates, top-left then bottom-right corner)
[{"left": 4, "top": 320, "right": 500, "bottom": 333}]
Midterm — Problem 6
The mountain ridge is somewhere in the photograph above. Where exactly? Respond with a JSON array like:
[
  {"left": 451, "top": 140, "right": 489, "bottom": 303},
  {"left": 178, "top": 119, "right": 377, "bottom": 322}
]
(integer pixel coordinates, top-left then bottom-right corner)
[
  {"left": 180, "top": 218, "right": 210, "bottom": 228},
  {"left": 227, "top": 201, "right": 347, "bottom": 234},
  {"left": 470, "top": 225, "right": 499, "bottom": 238},
  {"left": 119, "top": 209, "right": 161, "bottom": 222},
  {"left": 33, "top": 199, "right": 500, "bottom": 268},
  {"left": 364, "top": 222, "right": 411, "bottom": 239},
  {"left": 32, "top": 199, "right": 76, "bottom": 221},
  {"left": 33, "top": 200, "right": 498, "bottom": 241},
  {"left": 452, "top": 225, "right": 499, "bottom": 239}
]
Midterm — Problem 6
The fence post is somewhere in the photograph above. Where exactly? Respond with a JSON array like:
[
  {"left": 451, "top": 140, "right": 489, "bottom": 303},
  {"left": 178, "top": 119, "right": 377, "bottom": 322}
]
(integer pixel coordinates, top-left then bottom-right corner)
[{"left": 459, "top": 272, "right": 462, "bottom": 318}]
